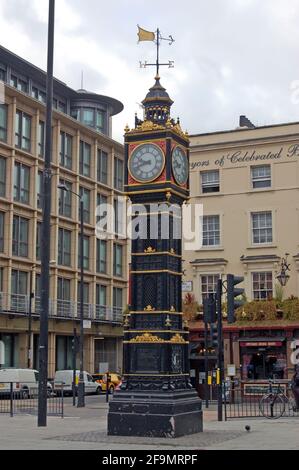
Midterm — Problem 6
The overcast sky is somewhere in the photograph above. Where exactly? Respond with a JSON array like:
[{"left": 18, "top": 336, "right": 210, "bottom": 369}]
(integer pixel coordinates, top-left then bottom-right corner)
[{"left": 1, "top": 0, "right": 299, "bottom": 142}]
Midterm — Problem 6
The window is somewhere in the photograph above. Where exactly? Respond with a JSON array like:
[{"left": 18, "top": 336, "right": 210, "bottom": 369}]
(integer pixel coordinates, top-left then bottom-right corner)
[
  {"left": 114, "top": 158, "right": 124, "bottom": 191},
  {"left": 97, "top": 193, "right": 108, "bottom": 229},
  {"left": 36, "top": 222, "right": 41, "bottom": 260},
  {"left": 96, "top": 284, "right": 107, "bottom": 306},
  {"left": 37, "top": 171, "right": 43, "bottom": 209},
  {"left": 114, "top": 198, "right": 124, "bottom": 236},
  {"left": 0, "top": 267, "right": 3, "bottom": 291},
  {"left": 14, "top": 162, "right": 30, "bottom": 204},
  {"left": 203, "top": 215, "right": 220, "bottom": 246},
  {"left": 10, "top": 75, "right": 28, "bottom": 93},
  {"left": 0, "top": 63, "right": 6, "bottom": 82},
  {"left": 251, "top": 212, "right": 273, "bottom": 244},
  {"left": 79, "top": 187, "right": 91, "bottom": 224},
  {"left": 113, "top": 287, "right": 123, "bottom": 311},
  {"left": 11, "top": 270, "right": 28, "bottom": 295},
  {"left": 12, "top": 216, "right": 29, "bottom": 258},
  {"left": 38, "top": 121, "right": 45, "bottom": 158},
  {"left": 251, "top": 165, "right": 271, "bottom": 189},
  {"left": 0, "top": 212, "right": 4, "bottom": 252},
  {"left": 201, "top": 275, "right": 220, "bottom": 300},
  {"left": 58, "top": 228, "right": 72, "bottom": 267},
  {"left": 0, "top": 157, "right": 6, "bottom": 197},
  {"left": 60, "top": 132, "right": 72, "bottom": 170},
  {"left": 77, "top": 282, "right": 89, "bottom": 304},
  {"left": 58, "top": 101, "right": 66, "bottom": 114},
  {"left": 96, "top": 239, "right": 107, "bottom": 274},
  {"left": 0, "top": 104, "right": 7, "bottom": 142},
  {"left": 79, "top": 141, "right": 91, "bottom": 177},
  {"left": 97, "top": 149, "right": 108, "bottom": 184},
  {"left": 59, "top": 180, "right": 72, "bottom": 218},
  {"left": 96, "top": 110, "right": 105, "bottom": 133},
  {"left": 57, "top": 278, "right": 71, "bottom": 300},
  {"left": 113, "top": 244, "right": 123, "bottom": 277},
  {"left": 31, "top": 88, "right": 46, "bottom": 104},
  {"left": 252, "top": 272, "right": 273, "bottom": 300},
  {"left": 201, "top": 170, "right": 220, "bottom": 193},
  {"left": 78, "top": 235, "right": 90, "bottom": 270},
  {"left": 15, "top": 110, "right": 31, "bottom": 152},
  {"left": 82, "top": 108, "right": 94, "bottom": 128},
  {"left": 71, "top": 108, "right": 79, "bottom": 121}
]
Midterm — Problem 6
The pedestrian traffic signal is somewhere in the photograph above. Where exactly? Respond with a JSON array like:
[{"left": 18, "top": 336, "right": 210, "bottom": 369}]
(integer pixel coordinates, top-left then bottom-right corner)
[
  {"left": 227, "top": 274, "right": 244, "bottom": 324},
  {"left": 203, "top": 294, "right": 217, "bottom": 324}
]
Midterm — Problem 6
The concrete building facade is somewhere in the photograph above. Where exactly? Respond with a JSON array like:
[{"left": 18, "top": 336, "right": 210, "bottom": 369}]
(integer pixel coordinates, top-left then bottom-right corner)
[{"left": 0, "top": 46, "right": 127, "bottom": 377}]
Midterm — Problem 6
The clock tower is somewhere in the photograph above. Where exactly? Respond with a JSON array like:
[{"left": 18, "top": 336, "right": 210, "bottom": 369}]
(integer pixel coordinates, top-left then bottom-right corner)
[{"left": 108, "top": 38, "right": 203, "bottom": 438}]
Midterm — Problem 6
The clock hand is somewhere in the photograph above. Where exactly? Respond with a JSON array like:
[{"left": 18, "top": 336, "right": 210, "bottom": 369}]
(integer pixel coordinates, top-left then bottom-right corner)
[{"left": 135, "top": 159, "right": 152, "bottom": 169}]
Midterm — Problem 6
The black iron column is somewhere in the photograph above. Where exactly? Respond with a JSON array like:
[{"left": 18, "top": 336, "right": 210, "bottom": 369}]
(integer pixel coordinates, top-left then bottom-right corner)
[
  {"left": 217, "top": 278, "right": 224, "bottom": 422},
  {"left": 77, "top": 198, "right": 85, "bottom": 407},
  {"left": 38, "top": 0, "right": 55, "bottom": 427}
]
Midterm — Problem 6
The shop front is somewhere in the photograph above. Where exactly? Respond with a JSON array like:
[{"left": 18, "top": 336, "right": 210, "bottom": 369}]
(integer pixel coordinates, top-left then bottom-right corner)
[{"left": 240, "top": 339, "right": 287, "bottom": 380}]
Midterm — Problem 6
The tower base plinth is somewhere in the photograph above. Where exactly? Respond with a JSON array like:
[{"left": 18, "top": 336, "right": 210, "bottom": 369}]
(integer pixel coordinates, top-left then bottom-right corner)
[{"left": 107, "top": 389, "right": 203, "bottom": 438}]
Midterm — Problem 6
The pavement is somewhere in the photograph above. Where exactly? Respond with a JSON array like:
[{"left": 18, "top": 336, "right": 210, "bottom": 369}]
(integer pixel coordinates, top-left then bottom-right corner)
[{"left": 0, "top": 395, "right": 299, "bottom": 450}]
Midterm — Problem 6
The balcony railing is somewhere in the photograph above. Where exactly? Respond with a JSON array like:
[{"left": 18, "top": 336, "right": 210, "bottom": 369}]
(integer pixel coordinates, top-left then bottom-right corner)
[{"left": 0, "top": 293, "right": 123, "bottom": 324}]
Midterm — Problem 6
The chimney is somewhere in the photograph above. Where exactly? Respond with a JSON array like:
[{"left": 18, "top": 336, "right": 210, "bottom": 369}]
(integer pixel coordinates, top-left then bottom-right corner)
[{"left": 239, "top": 115, "right": 255, "bottom": 129}]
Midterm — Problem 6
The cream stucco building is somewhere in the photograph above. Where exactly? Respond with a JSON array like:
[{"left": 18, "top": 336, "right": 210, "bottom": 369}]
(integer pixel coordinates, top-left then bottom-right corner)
[{"left": 184, "top": 117, "right": 299, "bottom": 303}]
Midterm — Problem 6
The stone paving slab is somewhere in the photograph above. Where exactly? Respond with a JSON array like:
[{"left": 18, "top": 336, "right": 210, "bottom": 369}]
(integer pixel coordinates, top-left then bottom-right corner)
[{"left": 46, "top": 429, "right": 244, "bottom": 449}]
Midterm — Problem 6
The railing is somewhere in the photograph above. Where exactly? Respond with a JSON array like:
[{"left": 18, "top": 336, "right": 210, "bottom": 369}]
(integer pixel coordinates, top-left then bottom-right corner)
[
  {"left": 0, "top": 382, "right": 64, "bottom": 417},
  {"left": 224, "top": 381, "right": 299, "bottom": 419},
  {"left": 0, "top": 292, "right": 123, "bottom": 324}
]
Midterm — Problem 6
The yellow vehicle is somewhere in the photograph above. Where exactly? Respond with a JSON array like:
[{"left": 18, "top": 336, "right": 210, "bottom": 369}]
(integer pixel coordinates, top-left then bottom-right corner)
[{"left": 92, "top": 373, "right": 122, "bottom": 394}]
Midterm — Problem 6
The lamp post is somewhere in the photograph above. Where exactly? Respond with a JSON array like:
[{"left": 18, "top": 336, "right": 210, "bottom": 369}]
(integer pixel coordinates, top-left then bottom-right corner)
[
  {"left": 58, "top": 184, "right": 85, "bottom": 407},
  {"left": 276, "top": 253, "right": 291, "bottom": 287},
  {"left": 38, "top": 0, "right": 55, "bottom": 427},
  {"left": 27, "top": 265, "right": 36, "bottom": 369}
]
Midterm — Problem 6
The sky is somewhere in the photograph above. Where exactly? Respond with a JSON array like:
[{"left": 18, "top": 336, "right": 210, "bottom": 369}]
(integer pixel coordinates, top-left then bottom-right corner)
[{"left": 1, "top": 0, "right": 299, "bottom": 143}]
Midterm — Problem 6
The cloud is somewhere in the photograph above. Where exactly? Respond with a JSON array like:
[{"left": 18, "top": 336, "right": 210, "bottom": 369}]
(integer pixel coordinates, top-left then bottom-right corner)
[{"left": 0, "top": 0, "right": 299, "bottom": 141}]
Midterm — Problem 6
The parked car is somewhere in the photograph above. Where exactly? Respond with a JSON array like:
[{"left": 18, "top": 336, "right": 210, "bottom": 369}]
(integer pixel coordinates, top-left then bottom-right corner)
[
  {"left": 54, "top": 370, "right": 101, "bottom": 396},
  {"left": 92, "top": 373, "right": 122, "bottom": 394},
  {"left": 0, "top": 369, "right": 52, "bottom": 399}
]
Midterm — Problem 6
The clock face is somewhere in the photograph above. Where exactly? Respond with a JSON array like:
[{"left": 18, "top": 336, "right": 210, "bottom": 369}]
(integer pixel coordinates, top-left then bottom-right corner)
[
  {"left": 129, "top": 143, "right": 165, "bottom": 183},
  {"left": 172, "top": 146, "right": 188, "bottom": 186}
]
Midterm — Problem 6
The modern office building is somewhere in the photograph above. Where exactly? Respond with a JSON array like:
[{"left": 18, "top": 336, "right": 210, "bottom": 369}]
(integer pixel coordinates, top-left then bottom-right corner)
[
  {"left": 0, "top": 45, "right": 127, "bottom": 377},
  {"left": 184, "top": 116, "right": 299, "bottom": 387}
]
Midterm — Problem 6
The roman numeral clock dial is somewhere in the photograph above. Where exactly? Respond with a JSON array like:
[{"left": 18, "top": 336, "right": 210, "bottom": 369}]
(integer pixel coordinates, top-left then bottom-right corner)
[
  {"left": 172, "top": 146, "right": 188, "bottom": 186},
  {"left": 129, "top": 143, "right": 165, "bottom": 183}
]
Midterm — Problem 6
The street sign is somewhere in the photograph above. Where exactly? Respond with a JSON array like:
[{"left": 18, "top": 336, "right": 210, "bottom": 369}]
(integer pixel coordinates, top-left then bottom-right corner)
[
  {"left": 227, "top": 364, "right": 236, "bottom": 377},
  {"left": 83, "top": 320, "right": 91, "bottom": 329},
  {"left": 182, "top": 281, "right": 193, "bottom": 292}
]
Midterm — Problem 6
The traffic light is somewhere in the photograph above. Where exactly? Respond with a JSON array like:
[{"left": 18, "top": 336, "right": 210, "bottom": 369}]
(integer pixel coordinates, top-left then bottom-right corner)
[
  {"left": 210, "top": 323, "right": 218, "bottom": 349},
  {"left": 203, "top": 294, "right": 217, "bottom": 324},
  {"left": 227, "top": 274, "right": 245, "bottom": 324}
]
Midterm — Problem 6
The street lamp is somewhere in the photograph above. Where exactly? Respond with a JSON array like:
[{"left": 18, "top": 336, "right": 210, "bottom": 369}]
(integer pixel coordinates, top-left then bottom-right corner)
[
  {"left": 58, "top": 183, "right": 85, "bottom": 407},
  {"left": 276, "top": 253, "right": 291, "bottom": 287},
  {"left": 27, "top": 264, "right": 36, "bottom": 369}
]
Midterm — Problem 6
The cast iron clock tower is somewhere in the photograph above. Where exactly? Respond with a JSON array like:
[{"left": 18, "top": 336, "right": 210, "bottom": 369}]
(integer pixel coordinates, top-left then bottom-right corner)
[{"left": 108, "top": 28, "right": 203, "bottom": 437}]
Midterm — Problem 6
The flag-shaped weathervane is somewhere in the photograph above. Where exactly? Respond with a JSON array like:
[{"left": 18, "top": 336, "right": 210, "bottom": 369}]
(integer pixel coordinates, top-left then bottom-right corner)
[{"left": 137, "top": 25, "right": 175, "bottom": 76}]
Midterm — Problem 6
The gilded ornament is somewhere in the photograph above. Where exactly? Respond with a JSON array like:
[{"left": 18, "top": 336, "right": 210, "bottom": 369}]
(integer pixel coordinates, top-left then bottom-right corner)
[
  {"left": 130, "top": 333, "right": 161, "bottom": 343},
  {"left": 170, "top": 334, "right": 186, "bottom": 344},
  {"left": 144, "top": 246, "right": 156, "bottom": 254},
  {"left": 144, "top": 305, "right": 156, "bottom": 311}
]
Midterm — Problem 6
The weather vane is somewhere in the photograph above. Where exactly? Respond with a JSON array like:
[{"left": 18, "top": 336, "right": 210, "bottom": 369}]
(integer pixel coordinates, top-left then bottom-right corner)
[{"left": 137, "top": 25, "right": 175, "bottom": 77}]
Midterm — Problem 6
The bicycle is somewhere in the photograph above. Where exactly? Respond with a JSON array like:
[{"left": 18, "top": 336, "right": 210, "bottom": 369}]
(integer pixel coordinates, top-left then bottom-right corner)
[{"left": 259, "top": 380, "right": 298, "bottom": 419}]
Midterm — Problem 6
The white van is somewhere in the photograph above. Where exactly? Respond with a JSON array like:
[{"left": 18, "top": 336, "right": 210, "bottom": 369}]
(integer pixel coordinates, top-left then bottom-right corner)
[
  {"left": 0, "top": 369, "right": 52, "bottom": 399},
  {"left": 54, "top": 370, "right": 101, "bottom": 396}
]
